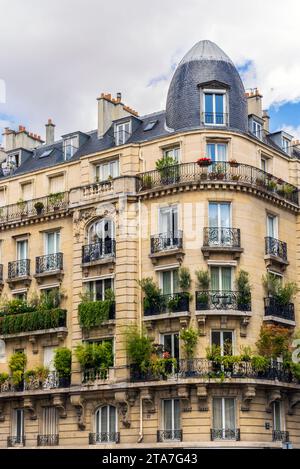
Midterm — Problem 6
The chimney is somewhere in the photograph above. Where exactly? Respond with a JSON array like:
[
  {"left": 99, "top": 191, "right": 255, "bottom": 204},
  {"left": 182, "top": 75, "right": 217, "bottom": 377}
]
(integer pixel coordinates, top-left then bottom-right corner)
[
  {"left": 245, "top": 88, "right": 263, "bottom": 119},
  {"left": 45, "top": 118, "right": 55, "bottom": 145},
  {"left": 97, "top": 92, "right": 138, "bottom": 139},
  {"left": 262, "top": 109, "right": 270, "bottom": 133}
]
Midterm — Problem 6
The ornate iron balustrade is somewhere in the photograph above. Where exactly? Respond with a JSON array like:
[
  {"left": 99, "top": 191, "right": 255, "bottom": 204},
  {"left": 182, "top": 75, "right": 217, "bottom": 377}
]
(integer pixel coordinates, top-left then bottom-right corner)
[
  {"left": 130, "top": 359, "right": 295, "bottom": 383},
  {"left": 203, "top": 227, "right": 241, "bottom": 248},
  {"left": 210, "top": 429, "right": 240, "bottom": 441},
  {"left": 151, "top": 230, "right": 183, "bottom": 254},
  {"left": 37, "top": 434, "right": 59, "bottom": 446},
  {"left": 265, "top": 236, "right": 288, "bottom": 261},
  {"left": 82, "top": 239, "right": 116, "bottom": 263},
  {"left": 144, "top": 292, "right": 190, "bottom": 316},
  {"left": 201, "top": 112, "right": 228, "bottom": 126},
  {"left": 89, "top": 432, "right": 120, "bottom": 444},
  {"left": 0, "top": 264, "right": 3, "bottom": 282},
  {"left": 8, "top": 259, "right": 30, "bottom": 279},
  {"left": 0, "top": 371, "right": 70, "bottom": 393},
  {"left": 272, "top": 430, "right": 290, "bottom": 442},
  {"left": 264, "top": 297, "right": 295, "bottom": 321},
  {"left": 7, "top": 436, "right": 25, "bottom": 447},
  {"left": 82, "top": 368, "right": 110, "bottom": 383},
  {"left": 0, "top": 192, "right": 69, "bottom": 225},
  {"left": 157, "top": 430, "right": 183, "bottom": 442},
  {"left": 36, "top": 252, "right": 63, "bottom": 274},
  {"left": 196, "top": 290, "right": 251, "bottom": 312},
  {"left": 138, "top": 162, "right": 299, "bottom": 205}
]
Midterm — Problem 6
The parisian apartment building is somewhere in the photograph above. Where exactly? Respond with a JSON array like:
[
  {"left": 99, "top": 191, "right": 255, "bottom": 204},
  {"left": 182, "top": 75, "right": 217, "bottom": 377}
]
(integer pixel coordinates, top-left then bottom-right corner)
[{"left": 0, "top": 39, "right": 300, "bottom": 449}]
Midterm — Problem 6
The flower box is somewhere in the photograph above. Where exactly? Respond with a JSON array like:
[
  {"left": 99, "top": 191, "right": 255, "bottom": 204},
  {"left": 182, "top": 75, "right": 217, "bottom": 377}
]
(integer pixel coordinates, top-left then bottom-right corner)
[{"left": 197, "top": 157, "right": 212, "bottom": 167}]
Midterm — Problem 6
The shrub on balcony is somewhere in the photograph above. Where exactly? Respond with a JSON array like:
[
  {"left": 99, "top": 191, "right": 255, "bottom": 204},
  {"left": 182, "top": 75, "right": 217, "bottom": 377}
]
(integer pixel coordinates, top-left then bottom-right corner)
[
  {"left": 126, "top": 327, "right": 152, "bottom": 371},
  {"left": 256, "top": 324, "right": 291, "bottom": 359},
  {"left": 180, "top": 328, "right": 198, "bottom": 359},
  {"left": 262, "top": 273, "right": 298, "bottom": 306},
  {"left": 235, "top": 270, "right": 251, "bottom": 310},
  {"left": 0, "top": 308, "right": 66, "bottom": 334},
  {"left": 75, "top": 342, "right": 113, "bottom": 376},
  {"left": 9, "top": 351, "right": 27, "bottom": 386},
  {"left": 0, "top": 372, "right": 9, "bottom": 385},
  {"left": 139, "top": 277, "right": 163, "bottom": 314},
  {"left": 150, "top": 354, "right": 177, "bottom": 379},
  {"left": 178, "top": 267, "right": 191, "bottom": 291},
  {"left": 78, "top": 291, "right": 115, "bottom": 329},
  {"left": 24, "top": 366, "right": 50, "bottom": 387},
  {"left": 54, "top": 347, "right": 72, "bottom": 378},
  {"left": 48, "top": 192, "right": 64, "bottom": 208},
  {"left": 155, "top": 155, "right": 179, "bottom": 183}
]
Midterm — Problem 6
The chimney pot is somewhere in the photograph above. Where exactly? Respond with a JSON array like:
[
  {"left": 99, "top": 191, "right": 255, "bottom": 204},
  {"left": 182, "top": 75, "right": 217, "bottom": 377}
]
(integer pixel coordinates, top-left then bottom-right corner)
[{"left": 45, "top": 119, "right": 55, "bottom": 144}]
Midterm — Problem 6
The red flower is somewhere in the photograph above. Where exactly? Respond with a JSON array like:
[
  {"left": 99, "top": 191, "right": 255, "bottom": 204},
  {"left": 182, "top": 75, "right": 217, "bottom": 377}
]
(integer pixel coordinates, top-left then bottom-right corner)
[
  {"left": 197, "top": 157, "right": 212, "bottom": 165},
  {"left": 163, "top": 351, "right": 171, "bottom": 359}
]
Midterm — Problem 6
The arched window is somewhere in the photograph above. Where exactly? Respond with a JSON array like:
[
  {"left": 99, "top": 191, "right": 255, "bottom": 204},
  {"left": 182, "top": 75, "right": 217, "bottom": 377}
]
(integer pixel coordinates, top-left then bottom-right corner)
[
  {"left": 86, "top": 218, "right": 115, "bottom": 258},
  {"left": 94, "top": 405, "right": 118, "bottom": 443}
]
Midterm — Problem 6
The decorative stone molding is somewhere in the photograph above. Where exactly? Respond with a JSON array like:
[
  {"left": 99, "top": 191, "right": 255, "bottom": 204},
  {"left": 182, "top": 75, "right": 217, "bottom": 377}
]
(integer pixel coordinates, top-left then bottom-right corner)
[
  {"left": 23, "top": 397, "right": 37, "bottom": 420},
  {"left": 288, "top": 392, "right": 300, "bottom": 415},
  {"left": 73, "top": 208, "right": 96, "bottom": 241},
  {"left": 28, "top": 336, "right": 38, "bottom": 354},
  {"left": 241, "top": 385, "right": 256, "bottom": 411},
  {"left": 52, "top": 394, "right": 67, "bottom": 419},
  {"left": 177, "top": 385, "right": 191, "bottom": 412},
  {"left": 196, "top": 315, "right": 206, "bottom": 336},
  {"left": 70, "top": 394, "right": 86, "bottom": 430},
  {"left": 115, "top": 391, "right": 137, "bottom": 428},
  {"left": 240, "top": 317, "right": 250, "bottom": 337},
  {"left": 266, "top": 389, "right": 282, "bottom": 413},
  {"left": 179, "top": 317, "right": 189, "bottom": 329},
  {"left": 140, "top": 388, "right": 156, "bottom": 415},
  {"left": 196, "top": 385, "right": 209, "bottom": 412}
]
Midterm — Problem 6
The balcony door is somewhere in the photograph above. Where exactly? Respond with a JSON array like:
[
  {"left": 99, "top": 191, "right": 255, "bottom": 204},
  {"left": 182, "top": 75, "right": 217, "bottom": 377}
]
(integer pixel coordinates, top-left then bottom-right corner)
[
  {"left": 160, "top": 270, "right": 179, "bottom": 295},
  {"left": 45, "top": 231, "right": 60, "bottom": 255},
  {"left": 13, "top": 409, "right": 24, "bottom": 443},
  {"left": 161, "top": 333, "right": 179, "bottom": 373},
  {"left": 17, "top": 239, "right": 28, "bottom": 260},
  {"left": 208, "top": 202, "right": 231, "bottom": 246},
  {"left": 206, "top": 143, "right": 227, "bottom": 163},
  {"left": 162, "top": 399, "right": 180, "bottom": 440},
  {"left": 267, "top": 214, "right": 278, "bottom": 239},
  {"left": 203, "top": 91, "right": 226, "bottom": 125},
  {"left": 43, "top": 346, "right": 56, "bottom": 372},
  {"left": 159, "top": 206, "right": 178, "bottom": 249},
  {"left": 212, "top": 398, "right": 236, "bottom": 439},
  {"left": 42, "top": 407, "right": 58, "bottom": 437},
  {"left": 95, "top": 405, "right": 117, "bottom": 443},
  {"left": 211, "top": 330, "right": 233, "bottom": 356},
  {"left": 86, "top": 278, "right": 113, "bottom": 301},
  {"left": 88, "top": 219, "right": 114, "bottom": 255},
  {"left": 210, "top": 266, "right": 232, "bottom": 307}
]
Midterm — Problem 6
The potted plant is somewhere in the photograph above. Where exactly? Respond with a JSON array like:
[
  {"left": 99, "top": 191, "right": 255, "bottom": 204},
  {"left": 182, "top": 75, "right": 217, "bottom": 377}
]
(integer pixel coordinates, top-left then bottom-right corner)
[
  {"left": 266, "top": 179, "right": 277, "bottom": 192},
  {"left": 53, "top": 347, "right": 71, "bottom": 386},
  {"left": 143, "top": 174, "right": 153, "bottom": 189},
  {"left": 155, "top": 155, "right": 179, "bottom": 185},
  {"left": 197, "top": 157, "right": 212, "bottom": 167},
  {"left": 48, "top": 192, "right": 64, "bottom": 210},
  {"left": 17, "top": 198, "right": 27, "bottom": 217},
  {"left": 180, "top": 328, "right": 198, "bottom": 377},
  {"left": 195, "top": 269, "right": 210, "bottom": 309},
  {"left": 34, "top": 201, "right": 44, "bottom": 215},
  {"left": 235, "top": 270, "right": 251, "bottom": 311},
  {"left": 229, "top": 159, "right": 238, "bottom": 167}
]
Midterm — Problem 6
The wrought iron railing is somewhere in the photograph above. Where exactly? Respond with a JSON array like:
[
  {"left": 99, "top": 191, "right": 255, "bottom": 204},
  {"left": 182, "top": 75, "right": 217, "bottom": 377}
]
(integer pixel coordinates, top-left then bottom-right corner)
[
  {"left": 130, "top": 359, "right": 295, "bottom": 383},
  {"left": 210, "top": 429, "right": 240, "bottom": 441},
  {"left": 157, "top": 430, "right": 183, "bottom": 442},
  {"left": 37, "top": 434, "right": 59, "bottom": 446},
  {"left": 272, "top": 430, "right": 290, "bottom": 442},
  {"left": 0, "top": 371, "right": 70, "bottom": 393},
  {"left": 36, "top": 253, "right": 63, "bottom": 274},
  {"left": 137, "top": 162, "right": 299, "bottom": 205},
  {"left": 0, "top": 264, "right": 3, "bottom": 282},
  {"left": 150, "top": 230, "right": 183, "bottom": 254},
  {"left": 201, "top": 112, "right": 228, "bottom": 126},
  {"left": 195, "top": 290, "right": 251, "bottom": 311},
  {"left": 89, "top": 432, "right": 120, "bottom": 444},
  {"left": 265, "top": 236, "right": 288, "bottom": 261},
  {"left": 144, "top": 292, "right": 190, "bottom": 316},
  {"left": 82, "top": 239, "right": 116, "bottom": 263},
  {"left": 8, "top": 259, "right": 30, "bottom": 279},
  {"left": 7, "top": 436, "right": 25, "bottom": 446},
  {"left": 264, "top": 297, "right": 295, "bottom": 321},
  {"left": 0, "top": 192, "right": 69, "bottom": 224},
  {"left": 203, "top": 227, "right": 241, "bottom": 248}
]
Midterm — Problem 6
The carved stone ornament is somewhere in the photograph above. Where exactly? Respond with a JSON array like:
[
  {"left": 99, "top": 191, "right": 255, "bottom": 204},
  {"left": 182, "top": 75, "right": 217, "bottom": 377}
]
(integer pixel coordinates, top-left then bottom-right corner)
[
  {"left": 241, "top": 385, "right": 256, "bottom": 411},
  {"left": 196, "top": 384, "right": 209, "bottom": 412},
  {"left": 73, "top": 208, "right": 96, "bottom": 240},
  {"left": 288, "top": 392, "right": 300, "bottom": 415},
  {"left": 70, "top": 394, "right": 86, "bottom": 430},
  {"left": 266, "top": 389, "right": 282, "bottom": 413},
  {"left": 52, "top": 394, "right": 67, "bottom": 418},
  {"left": 115, "top": 391, "right": 137, "bottom": 428},
  {"left": 23, "top": 397, "right": 37, "bottom": 420},
  {"left": 140, "top": 388, "right": 156, "bottom": 414},
  {"left": 177, "top": 385, "right": 192, "bottom": 412}
]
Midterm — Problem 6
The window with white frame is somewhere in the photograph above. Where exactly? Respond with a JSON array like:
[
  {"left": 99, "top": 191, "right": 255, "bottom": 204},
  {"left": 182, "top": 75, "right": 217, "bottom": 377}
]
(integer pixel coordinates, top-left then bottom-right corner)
[
  {"left": 210, "top": 266, "right": 232, "bottom": 291},
  {"left": 12, "top": 408, "right": 24, "bottom": 443},
  {"left": 203, "top": 90, "right": 226, "bottom": 125},
  {"left": 261, "top": 157, "right": 268, "bottom": 172},
  {"left": 208, "top": 202, "right": 231, "bottom": 246},
  {"left": 160, "top": 269, "right": 179, "bottom": 295},
  {"left": 85, "top": 277, "right": 114, "bottom": 301},
  {"left": 41, "top": 407, "right": 58, "bottom": 436},
  {"left": 211, "top": 330, "right": 233, "bottom": 355},
  {"left": 161, "top": 333, "right": 179, "bottom": 361},
  {"left": 95, "top": 159, "right": 119, "bottom": 182},
  {"left": 212, "top": 398, "right": 236, "bottom": 439},
  {"left": 163, "top": 146, "right": 180, "bottom": 163},
  {"left": 162, "top": 399, "right": 181, "bottom": 440},
  {"left": 282, "top": 137, "right": 290, "bottom": 154},
  {"left": 206, "top": 143, "right": 228, "bottom": 162},
  {"left": 63, "top": 136, "right": 78, "bottom": 160},
  {"left": 16, "top": 239, "right": 28, "bottom": 260},
  {"left": 88, "top": 218, "right": 114, "bottom": 244},
  {"left": 266, "top": 213, "right": 278, "bottom": 239},
  {"left": 43, "top": 346, "right": 56, "bottom": 371},
  {"left": 44, "top": 231, "right": 60, "bottom": 255},
  {"left": 273, "top": 401, "right": 283, "bottom": 434},
  {"left": 115, "top": 121, "right": 131, "bottom": 146},
  {"left": 158, "top": 205, "right": 179, "bottom": 248},
  {"left": 95, "top": 405, "right": 117, "bottom": 443},
  {"left": 252, "top": 120, "right": 263, "bottom": 139}
]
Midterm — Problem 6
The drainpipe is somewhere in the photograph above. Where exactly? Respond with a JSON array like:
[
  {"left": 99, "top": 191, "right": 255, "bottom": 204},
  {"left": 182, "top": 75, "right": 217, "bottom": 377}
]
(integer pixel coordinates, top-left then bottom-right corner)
[{"left": 138, "top": 145, "right": 143, "bottom": 442}]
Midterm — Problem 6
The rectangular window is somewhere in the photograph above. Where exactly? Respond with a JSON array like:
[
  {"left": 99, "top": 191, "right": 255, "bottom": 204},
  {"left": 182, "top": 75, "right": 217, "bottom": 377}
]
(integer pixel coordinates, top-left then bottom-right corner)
[
  {"left": 115, "top": 121, "right": 131, "bottom": 146},
  {"left": 21, "top": 182, "right": 33, "bottom": 201},
  {"left": 0, "top": 188, "right": 6, "bottom": 207},
  {"left": 204, "top": 91, "right": 226, "bottom": 125},
  {"left": 12, "top": 409, "right": 24, "bottom": 442},
  {"left": 43, "top": 346, "right": 56, "bottom": 371},
  {"left": 12, "top": 291, "right": 27, "bottom": 301},
  {"left": 160, "top": 270, "right": 178, "bottom": 295},
  {"left": 162, "top": 399, "right": 180, "bottom": 438},
  {"left": 163, "top": 147, "right": 180, "bottom": 163},
  {"left": 252, "top": 121, "right": 262, "bottom": 139},
  {"left": 42, "top": 407, "right": 58, "bottom": 435},
  {"left": 212, "top": 330, "right": 233, "bottom": 355},
  {"left": 158, "top": 206, "right": 178, "bottom": 248},
  {"left": 209, "top": 202, "right": 231, "bottom": 228},
  {"left": 282, "top": 137, "right": 290, "bottom": 154},
  {"left": 63, "top": 136, "right": 78, "bottom": 160},
  {"left": 261, "top": 157, "right": 267, "bottom": 172},
  {"left": 267, "top": 214, "right": 278, "bottom": 239},
  {"left": 213, "top": 398, "right": 236, "bottom": 438},
  {"left": 206, "top": 143, "right": 227, "bottom": 162},
  {"left": 210, "top": 266, "right": 232, "bottom": 291},
  {"left": 16, "top": 239, "right": 28, "bottom": 260},
  {"left": 273, "top": 401, "right": 282, "bottom": 432},
  {"left": 86, "top": 278, "right": 113, "bottom": 301},
  {"left": 44, "top": 231, "right": 60, "bottom": 255},
  {"left": 95, "top": 160, "right": 119, "bottom": 182},
  {"left": 49, "top": 175, "right": 64, "bottom": 193},
  {"left": 161, "top": 333, "right": 179, "bottom": 361}
]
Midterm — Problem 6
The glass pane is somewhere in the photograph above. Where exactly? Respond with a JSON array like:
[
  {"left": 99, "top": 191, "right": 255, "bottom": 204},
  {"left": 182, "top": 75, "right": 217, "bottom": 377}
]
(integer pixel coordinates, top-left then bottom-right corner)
[
  {"left": 100, "top": 406, "right": 108, "bottom": 433},
  {"left": 210, "top": 267, "right": 220, "bottom": 290},
  {"left": 46, "top": 233, "right": 55, "bottom": 254},
  {"left": 174, "top": 399, "right": 180, "bottom": 430},
  {"left": 17, "top": 240, "right": 27, "bottom": 260},
  {"left": 221, "top": 267, "right": 232, "bottom": 290},
  {"left": 162, "top": 271, "right": 171, "bottom": 294},
  {"left": 213, "top": 398, "right": 222, "bottom": 429},
  {"left": 217, "top": 144, "right": 227, "bottom": 162},
  {"left": 212, "top": 331, "right": 221, "bottom": 348},
  {"left": 159, "top": 209, "right": 171, "bottom": 234},
  {"left": 205, "top": 93, "right": 213, "bottom": 116},
  {"left": 220, "top": 204, "right": 231, "bottom": 228},
  {"left": 173, "top": 334, "right": 180, "bottom": 361},
  {"left": 215, "top": 94, "right": 224, "bottom": 123},
  {"left": 95, "top": 280, "right": 103, "bottom": 301},
  {"left": 209, "top": 203, "right": 218, "bottom": 227},
  {"left": 273, "top": 402, "right": 281, "bottom": 431},
  {"left": 163, "top": 335, "right": 172, "bottom": 354},
  {"left": 223, "top": 332, "right": 233, "bottom": 355},
  {"left": 267, "top": 216, "right": 276, "bottom": 238},
  {"left": 109, "top": 406, "right": 116, "bottom": 433},
  {"left": 172, "top": 270, "right": 179, "bottom": 293},
  {"left": 163, "top": 400, "right": 172, "bottom": 430},
  {"left": 172, "top": 208, "right": 178, "bottom": 235},
  {"left": 207, "top": 144, "right": 216, "bottom": 161},
  {"left": 224, "top": 399, "right": 235, "bottom": 430}
]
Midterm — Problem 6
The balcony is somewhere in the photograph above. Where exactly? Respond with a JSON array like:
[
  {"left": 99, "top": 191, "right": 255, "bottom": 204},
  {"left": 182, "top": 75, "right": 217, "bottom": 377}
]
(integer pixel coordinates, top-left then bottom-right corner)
[
  {"left": 149, "top": 231, "right": 184, "bottom": 264},
  {"left": 0, "top": 192, "right": 69, "bottom": 227},
  {"left": 264, "top": 297, "right": 295, "bottom": 325},
  {"left": 210, "top": 429, "right": 240, "bottom": 441},
  {"left": 35, "top": 253, "right": 63, "bottom": 281},
  {"left": 157, "top": 430, "right": 183, "bottom": 442},
  {"left": 138, "top": 162, "right": 299, "bottom": 207},
  {"left": 37, "top": 434, "right": 59, "bottom": 446},
  {"left": 195, "top": 290, "right": 251, "bottom": 316},
  {"left": 89, "top": 432, "right": 120, "bottom": 444},
  {"left": 7, "top": 436, "right": 25, "bottom": 447},
  {"left": 0, "top": 371, "right": 70, "bottom": 394},
  {"left": 7, "top": 259, "right": 30, "bottom": 287},
  {"left": 82, "top": 239, "right": 116, "bottom": 266},
  {"left": 272, "top": 431, "right": 290, "bottom": 442},
  {"left": 143, "top": 292, "right": 190, "bottom": 322},
  {"left": 202, "top": 227, "right": 243, "bottom": 259},
  {"left": 265, "top": 236, "right": 288, "bottom": 270}
]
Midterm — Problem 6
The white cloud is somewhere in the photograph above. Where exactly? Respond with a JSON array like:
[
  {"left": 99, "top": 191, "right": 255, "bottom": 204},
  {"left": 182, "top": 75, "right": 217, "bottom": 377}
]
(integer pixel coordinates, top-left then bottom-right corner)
[{"left": 0, "top": 0, "right": 300, "bottom": 140}]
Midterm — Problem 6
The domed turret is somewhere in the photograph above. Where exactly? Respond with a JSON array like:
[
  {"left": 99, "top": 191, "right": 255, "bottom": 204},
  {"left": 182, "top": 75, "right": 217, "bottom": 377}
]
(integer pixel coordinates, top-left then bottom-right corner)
[{"left": 166, "top": 40, "right": 248, "bottom": 132}]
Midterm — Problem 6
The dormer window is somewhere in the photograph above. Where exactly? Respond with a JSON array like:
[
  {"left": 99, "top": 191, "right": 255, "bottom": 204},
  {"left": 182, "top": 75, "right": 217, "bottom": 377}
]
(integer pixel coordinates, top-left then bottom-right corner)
[
  {"left": 63, "top": 136, "right": 78, "bottom": 161},
  {"left": 203, "top": 90, "right": 226, "bottom": 125},
  {"left": 8, "top": 152, "right": 21, "bottom": 168},
  {"left": 252, "top": 120, "right": 263, "bottom": 139},
  {"left": 282, "top": 137, "right": 290, "bottom": 154},
  {"left": 115, "top": 121, "right": 131, "bottom": 146}
]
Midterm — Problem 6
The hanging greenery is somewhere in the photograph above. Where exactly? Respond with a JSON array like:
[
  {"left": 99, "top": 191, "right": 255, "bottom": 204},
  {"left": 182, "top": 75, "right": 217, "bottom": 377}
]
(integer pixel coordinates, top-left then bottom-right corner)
[
  {"left": 178, "top": 267, "right": 191, "bottom": 291},
  {"left": 180, "top": 328, "right": 198, "bottom": 359}
]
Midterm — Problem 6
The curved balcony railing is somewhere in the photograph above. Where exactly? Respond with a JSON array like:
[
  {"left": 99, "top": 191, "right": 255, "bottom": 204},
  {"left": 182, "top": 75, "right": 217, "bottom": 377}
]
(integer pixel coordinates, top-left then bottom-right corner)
[
  {"left": 196, "top": 290, "right": 251, "bottom": 312},
  {"left": 89, "top": 432, "right": 120, "bottom": 444},
  {"left": 157, "top": 430, "right": 182, "bottom": 442},
  {"left": 36, "top": 253, "right": 63, "bottom": 274},
  {"left": 265, "top": 236, "right": 287, "bottom": 261},
  {"left": 264, "top": 297, "right": 295, "bottom": 321},
  {"left": 8, "top": 259, "right": 30, "bottom": 279},
  {"left": 203, "top": 227, "right": 241, "bottom": 248},
  {"left": 151, "top": 230, "right": 183, "bottom": 253},
  {"left": 37, "top": 434, "right": 59, "bottom": 446},
  {"left": 210, "top": 429, "right": 240, "bottom": 441},
  {"left": 82, "top": 239, "right": 116, "bottom": 263},
  {"left": 144, "top": 292, "right": 190, "bottom": 316},
  {"left": 137, "top": 162, "right": 299, "bottom": 205}
]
